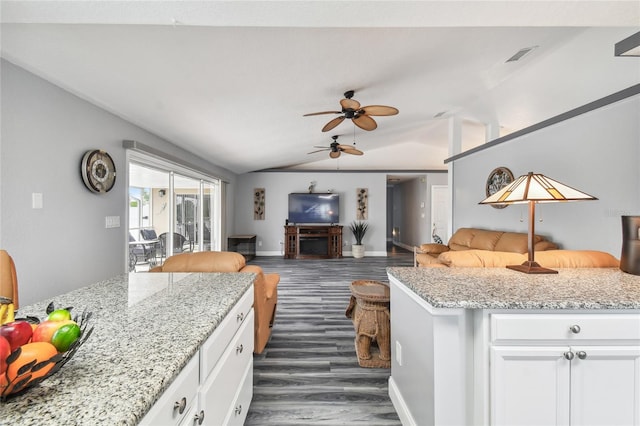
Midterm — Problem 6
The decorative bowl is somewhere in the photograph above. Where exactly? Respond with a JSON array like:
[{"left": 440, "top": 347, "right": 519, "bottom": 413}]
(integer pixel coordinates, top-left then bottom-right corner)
[{"left": 0, "top": 302, "right": 93, "bottom": 400}]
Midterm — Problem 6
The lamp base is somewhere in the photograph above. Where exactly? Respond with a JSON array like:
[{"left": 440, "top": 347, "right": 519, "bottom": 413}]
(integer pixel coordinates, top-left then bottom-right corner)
[{"left": 506, "top": 261, "right": 558, "bottom": 274}]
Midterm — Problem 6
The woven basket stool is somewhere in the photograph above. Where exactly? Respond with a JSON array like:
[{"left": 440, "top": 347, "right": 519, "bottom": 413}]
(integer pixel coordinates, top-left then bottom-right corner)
[{"left": 345, "top": 280, "right": 391, "bottom": 368}]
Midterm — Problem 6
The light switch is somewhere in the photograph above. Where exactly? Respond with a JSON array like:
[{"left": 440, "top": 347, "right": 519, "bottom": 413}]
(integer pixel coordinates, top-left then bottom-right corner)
[
  {"left": 32, "top": 193, "right": 43, "bottom": 209},
  {"left": 105, "top": 216, "right": 121, "bottom": 228}
]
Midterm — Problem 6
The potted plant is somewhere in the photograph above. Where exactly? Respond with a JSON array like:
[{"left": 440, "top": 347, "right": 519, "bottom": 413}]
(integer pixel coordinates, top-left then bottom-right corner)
[{"left": 349, "top": 221, "right": 369, "bottom": 258}]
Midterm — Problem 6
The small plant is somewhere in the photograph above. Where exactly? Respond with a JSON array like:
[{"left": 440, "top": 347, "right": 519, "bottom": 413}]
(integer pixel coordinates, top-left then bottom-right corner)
[{"left": 349, "top": 221, "right": 369, "bottom": 245}]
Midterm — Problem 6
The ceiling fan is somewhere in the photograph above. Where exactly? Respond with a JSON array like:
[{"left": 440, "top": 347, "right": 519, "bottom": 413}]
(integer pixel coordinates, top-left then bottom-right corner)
[
  {"left": 308, "top": 135, "right": 364, "bottom": 159},
  {"left": 304, "top": 90, "right": 399, "bottom": 132}
]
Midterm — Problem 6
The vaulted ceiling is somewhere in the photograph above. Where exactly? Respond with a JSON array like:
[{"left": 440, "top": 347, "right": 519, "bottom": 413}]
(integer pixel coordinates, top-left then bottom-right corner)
[{"left": 2, "top": 1, "right": 639, "bottom": 174}]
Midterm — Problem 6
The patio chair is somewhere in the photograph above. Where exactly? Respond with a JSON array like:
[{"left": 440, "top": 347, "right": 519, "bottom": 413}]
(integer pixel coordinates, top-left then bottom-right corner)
[{"left": 158, "top": 232, "right": 192, "bottom": 258}]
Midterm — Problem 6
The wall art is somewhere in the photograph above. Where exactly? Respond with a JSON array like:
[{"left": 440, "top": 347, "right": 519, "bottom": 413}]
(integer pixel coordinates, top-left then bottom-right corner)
[
  {"left": 254, "top": 188, "right": 265, "bottom": 220},
  {"left": 356, "top": 188, "right": 368, "bottom": 220}
]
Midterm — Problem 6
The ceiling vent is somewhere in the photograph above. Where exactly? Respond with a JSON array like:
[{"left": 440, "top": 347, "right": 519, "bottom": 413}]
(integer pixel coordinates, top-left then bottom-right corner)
[
  {"left": 506, "top": 46, "right": 538, "bottom": 63},
  {"left": 433, "top": 111, "right": 447, "bottom": 118}
]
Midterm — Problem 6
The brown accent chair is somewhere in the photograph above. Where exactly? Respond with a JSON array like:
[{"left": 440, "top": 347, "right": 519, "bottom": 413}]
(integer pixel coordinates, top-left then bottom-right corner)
[
  {"left": 415, "top": 227, "right": 558, "bottom": 267},
  {"left": 150, "top": 251, "right": 278, "bottom": 354},
  {"left": 0, "top": 250, "right": 19, "bottom": 309}
]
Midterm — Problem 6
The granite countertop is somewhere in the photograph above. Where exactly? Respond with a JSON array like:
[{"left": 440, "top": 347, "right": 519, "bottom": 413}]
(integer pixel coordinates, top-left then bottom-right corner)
[
  {"left": 387, "top": 267, "right": 640, "bottom": 310},
  {"left": 0, "top": 272, "right": 254, "bottom": 425}
]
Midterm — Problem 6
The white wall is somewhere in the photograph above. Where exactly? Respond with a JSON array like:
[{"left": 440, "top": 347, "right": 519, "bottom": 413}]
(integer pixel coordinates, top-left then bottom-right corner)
[
  {"left": 451, "top": 94, "right": 640, "bottom": 256},
  {"left": 1, "top": 60, "right": 236, "bottom": 306}
]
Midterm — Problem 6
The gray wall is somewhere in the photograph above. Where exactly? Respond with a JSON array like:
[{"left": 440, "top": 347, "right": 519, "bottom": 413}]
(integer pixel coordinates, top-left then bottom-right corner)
[
  {"left": 388, "top": 173, "right": 448, "bottom": 248},
  {"left": 451, "top": 94, "right": 640, "bottom": 256},
  {"left": 1, "top": 60, "right": 236, "bottom": 306},
  {"left": 234, "top": 172, "right": 389, "bottom": 256}
]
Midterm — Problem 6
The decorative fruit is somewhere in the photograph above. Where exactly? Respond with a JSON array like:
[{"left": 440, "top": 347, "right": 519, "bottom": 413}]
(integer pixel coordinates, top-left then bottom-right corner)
[
  {"left": 51, "top": 323, "right": 81, "bottom": 352},
  {"left": 2, "top": 342, "right": 58, "bottom": 395},
  {"left": 0, "top": 321, "right": 33, "bottom": 351},
  {"left": 47, "top": 309, "right": 72, "bottom": 322},
  {"left": 32, "top": 320, "right": 75, "bottom": 344},
  {"left": 0, "top": 336, "right": 10, "bottom": 375}
]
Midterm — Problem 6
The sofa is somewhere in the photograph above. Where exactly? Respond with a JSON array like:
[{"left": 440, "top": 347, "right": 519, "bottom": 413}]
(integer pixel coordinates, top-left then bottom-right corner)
[
  {"left": 415, "top": 227, "right": 558, "bottom": 267},
  {"left": 150, "top": 251, "right": 278, "bottom": 354},
  {"left": 415, "top": 228, "right": 619, "bottom": 269}
]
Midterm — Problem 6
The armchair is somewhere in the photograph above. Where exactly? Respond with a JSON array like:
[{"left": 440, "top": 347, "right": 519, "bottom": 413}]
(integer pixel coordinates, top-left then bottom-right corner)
[
  {"left": 150, "top": 251, "right": 279, "bottom": 354},
  {"left": 0, "top": 250, "right": 19, "bottom": 309}
]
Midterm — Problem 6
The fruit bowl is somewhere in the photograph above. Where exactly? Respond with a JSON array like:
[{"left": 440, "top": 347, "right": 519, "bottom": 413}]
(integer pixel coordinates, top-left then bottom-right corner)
[{"left": 0, "top": 302, "right": 93, "bottom": 400}]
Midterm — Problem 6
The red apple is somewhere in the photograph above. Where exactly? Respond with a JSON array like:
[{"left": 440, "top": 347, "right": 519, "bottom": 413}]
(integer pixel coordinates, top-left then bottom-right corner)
[
  {"left": 0, "top": 321, "right": 33, "bottom": 351},
  {"left": 0, "top": 335, "right": 10, "bottom": 374}
]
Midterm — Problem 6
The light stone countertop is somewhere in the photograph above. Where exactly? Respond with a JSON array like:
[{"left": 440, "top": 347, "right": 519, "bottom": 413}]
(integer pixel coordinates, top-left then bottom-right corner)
[
  {"left": 387, "top": 267, "right": 640, "bottom": 310},
  {"left": 0, "top": 272, "right": 254, "bottom": 425}
]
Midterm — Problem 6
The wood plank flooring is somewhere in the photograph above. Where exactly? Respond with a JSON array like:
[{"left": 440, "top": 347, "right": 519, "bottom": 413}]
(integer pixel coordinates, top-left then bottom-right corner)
[{"left": 245, "top": 246, "right": 413, "bottom": 425}]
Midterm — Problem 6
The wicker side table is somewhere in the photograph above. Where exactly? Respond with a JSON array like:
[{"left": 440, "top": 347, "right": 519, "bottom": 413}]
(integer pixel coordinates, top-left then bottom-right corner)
[{"left": 345, "top": 280, "right": 391, "bottom": 368}]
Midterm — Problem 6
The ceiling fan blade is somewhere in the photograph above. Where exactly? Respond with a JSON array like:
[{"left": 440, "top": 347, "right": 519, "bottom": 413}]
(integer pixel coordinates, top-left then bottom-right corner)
[
  {"left": 341, "top": 147, "right": 364, "bottom": 155},
  {"left": 352, "top": 114, "right": 377, "bottom": 131},
  {"left": 329, "top": 150, "right": 341, "bottom": 159},
  {"left": 303, "top": 111, "right": 342, "bottom": 117},
  {"left": 340, "top": 98, "right": 361, "bottom": 110},
  {"left": 322, "top": 116, "right": 346, "bottom": 132},
  {"left": 361, "top": 105, "right": 399, "bottom": 116},
  {"left": 308, "top": 148, "right": 329, "bottom": 154}
]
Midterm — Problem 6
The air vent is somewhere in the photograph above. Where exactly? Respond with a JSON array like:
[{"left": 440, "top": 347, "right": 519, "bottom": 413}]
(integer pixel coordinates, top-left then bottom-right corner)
[
  {"left": 433, "top": 111, "right": 447, "bottom": 118},
  {"left": 506, "top": 46, "right": 538, "bottom": 63}
]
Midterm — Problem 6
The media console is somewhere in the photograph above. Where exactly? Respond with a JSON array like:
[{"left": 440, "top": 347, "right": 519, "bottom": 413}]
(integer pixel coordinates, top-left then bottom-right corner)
[{"left": 284, "top": 225, "right": 343, "bottom": 259}]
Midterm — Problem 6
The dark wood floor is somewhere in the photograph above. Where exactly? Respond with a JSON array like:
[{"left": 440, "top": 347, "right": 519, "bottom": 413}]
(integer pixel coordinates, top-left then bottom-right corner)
[{"left": 244, "top": 245, "right": 413, "bottom": 425}]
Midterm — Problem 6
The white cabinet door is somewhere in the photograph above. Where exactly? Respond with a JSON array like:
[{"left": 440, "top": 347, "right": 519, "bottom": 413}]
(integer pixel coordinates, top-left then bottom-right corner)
[
  {"left": 570, "top": 346, "right": 640, "bottom": 426},
  {"left": 491, "top": 346, "right": 571, "bottom": 426}
]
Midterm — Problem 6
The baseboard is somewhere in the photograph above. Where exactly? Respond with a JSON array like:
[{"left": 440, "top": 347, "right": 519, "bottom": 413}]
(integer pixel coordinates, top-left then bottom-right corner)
[{"left": 389, "top": 376, "right": 416, "bottom": 426}]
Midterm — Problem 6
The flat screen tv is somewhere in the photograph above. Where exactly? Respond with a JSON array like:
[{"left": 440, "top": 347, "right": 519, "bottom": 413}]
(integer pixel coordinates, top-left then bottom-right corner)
[{"left": 288, "top": 193, "right": 340, "bottom": 224}]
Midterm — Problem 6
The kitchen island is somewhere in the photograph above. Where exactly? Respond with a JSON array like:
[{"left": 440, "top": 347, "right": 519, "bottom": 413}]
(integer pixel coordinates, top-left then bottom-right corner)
[
  {"left": 0, "top": 272, "right": 254, "bottom": 425},
  {"left": 386, "top": 267, "right": 640, "bottom": 426}
]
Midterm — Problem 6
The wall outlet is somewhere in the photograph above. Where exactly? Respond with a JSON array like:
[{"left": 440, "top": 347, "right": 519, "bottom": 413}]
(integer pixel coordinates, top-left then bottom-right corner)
[{"left": 258, "top": 240, "right": 262, "bottom": 247}]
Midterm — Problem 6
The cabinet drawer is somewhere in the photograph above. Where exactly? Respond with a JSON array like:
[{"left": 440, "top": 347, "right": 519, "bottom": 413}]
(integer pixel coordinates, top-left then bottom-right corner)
[
  {"left": 491, "top": 313, "right": 640, "bottom": 343},
  {"left": 200, "top": 309, "right": 254, "bottom": 426},
  {"left": 200, "top": 286, "right": 253, "bottom": 382},
  {"left": 224, "top": 360, "right": 253, "bottom": 426},
  {"left": 140, "top": 354, "right": 199, "bottom": 426}
]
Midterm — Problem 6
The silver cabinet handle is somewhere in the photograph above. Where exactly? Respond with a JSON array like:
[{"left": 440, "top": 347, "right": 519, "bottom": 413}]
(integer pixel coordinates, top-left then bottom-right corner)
[
  {"left": 237, "top": 312, "right": 244, "bottom": 322},
  {"left": 569, "top": 324, "right": 581, "bottom": 334},
  {"left": 564, "top": 351, "right": 575, "bottom": 360},
  {"left": 174, "top": 397, "right": 187, "bottom": 414},
  {"left": 194, "top": 410, "right": 205, "bottom": 425},
  {"left": 577, "top": 351, "right": 587, "bottom": 360},
  {"left": 236, "top": 344, "right": 244, "bottom": 354},
  {"left": 235, "top": 404, "right": 243, "bottom": 415}
]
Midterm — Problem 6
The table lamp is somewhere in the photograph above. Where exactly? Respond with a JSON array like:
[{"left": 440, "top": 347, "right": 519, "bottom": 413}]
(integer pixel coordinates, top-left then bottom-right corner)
[{"left": 479, "top": 172, "right": 597, "bottom": 274}]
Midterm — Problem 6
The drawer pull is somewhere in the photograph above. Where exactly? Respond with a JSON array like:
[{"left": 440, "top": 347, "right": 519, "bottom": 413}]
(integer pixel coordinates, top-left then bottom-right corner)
[
  {"left": 235, "top": 404, "right": 243, "bottom": 415},
  {"left": 569, "top": 324, "right": 581, "bottom": 334},
  {"left": 194, "top": 410, "right": 205, "bottom": 425},
  {"left": 173, "top": 397, "right": 187, "bottom": 414},
  {"left": 577, "top": 351, "right": 587, "bottom": 360},
  {"left": 563, "top": 351, "right": 574, "bottom": 361},
  {"left": 236, "top": 344, "right": 244, "bottom": 354},
  {"left": 237, "top": 312, "right": 244, "bottom": 322}
]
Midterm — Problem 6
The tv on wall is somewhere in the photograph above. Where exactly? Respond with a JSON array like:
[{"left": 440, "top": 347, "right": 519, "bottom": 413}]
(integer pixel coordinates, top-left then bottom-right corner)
[{"left": 288, "top": 193, "right": 340, "bottom": 224}]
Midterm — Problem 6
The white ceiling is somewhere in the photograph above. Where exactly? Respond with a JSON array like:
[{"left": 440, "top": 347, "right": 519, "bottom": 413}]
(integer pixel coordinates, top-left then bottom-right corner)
[{"left": 2, "top": 1, "right": 639, "bottom": 174}]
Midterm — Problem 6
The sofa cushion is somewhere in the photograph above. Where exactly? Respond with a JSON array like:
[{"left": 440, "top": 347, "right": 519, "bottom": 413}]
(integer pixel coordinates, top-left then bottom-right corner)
[
  {"left": 418, "top": 243, "right": 450, "bottom": 255},
  {"left": 469, "top": 229, "right": 504, "bottom": 251},
  {"left": 160, "top": 251, "right": 246, "bottom": 272},
  {"left": 447, "top": 228, "right": 477, "bottom": 251},
  {"left": 494, "top": 232, "right": 535, "bottom": 253},
  {"left": 437, "top": 250, "right": 527, "bottom": 267},
  {"left": 535, "top": 250, "right": 620, "bottom": 268}
]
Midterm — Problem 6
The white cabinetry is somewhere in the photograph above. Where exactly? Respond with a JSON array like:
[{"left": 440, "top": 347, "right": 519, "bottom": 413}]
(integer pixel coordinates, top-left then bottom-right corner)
[
  {"left": 141, "top": 286, "right": 254, "bottom": 426},
  {"left": 490, "top": 313, "right": 640, "bottom": 426}
]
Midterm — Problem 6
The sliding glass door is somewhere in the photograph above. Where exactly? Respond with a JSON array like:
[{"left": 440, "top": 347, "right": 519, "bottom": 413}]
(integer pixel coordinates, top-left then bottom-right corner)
[{"left": 127, "top": 159, "right": 222, "bottom": 272}]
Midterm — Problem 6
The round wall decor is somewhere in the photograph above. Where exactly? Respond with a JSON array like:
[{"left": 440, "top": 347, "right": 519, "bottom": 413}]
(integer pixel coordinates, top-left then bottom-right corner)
[
  {"left": 81, "top": 149, "right": 116, "bottom": 193},
  {"left": 485, "top": 167, "right": 514, "bottom": 209}
]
